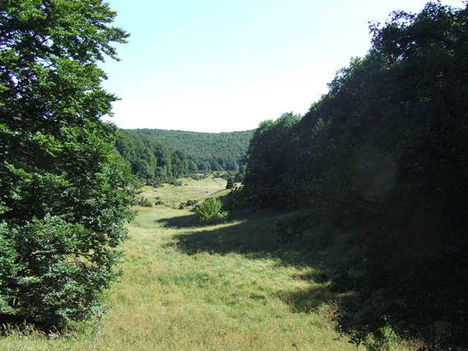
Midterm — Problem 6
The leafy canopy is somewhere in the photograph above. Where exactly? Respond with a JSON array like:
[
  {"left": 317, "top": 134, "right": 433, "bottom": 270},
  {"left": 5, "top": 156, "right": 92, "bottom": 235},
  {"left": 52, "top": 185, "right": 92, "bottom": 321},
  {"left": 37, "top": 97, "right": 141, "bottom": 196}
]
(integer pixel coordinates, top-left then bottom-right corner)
[
  {"left": 0, "top": 0, "right": 133, "bottom": 327},
  {"left": 240, "top": 2, "right": 468, "bottom": 350}
]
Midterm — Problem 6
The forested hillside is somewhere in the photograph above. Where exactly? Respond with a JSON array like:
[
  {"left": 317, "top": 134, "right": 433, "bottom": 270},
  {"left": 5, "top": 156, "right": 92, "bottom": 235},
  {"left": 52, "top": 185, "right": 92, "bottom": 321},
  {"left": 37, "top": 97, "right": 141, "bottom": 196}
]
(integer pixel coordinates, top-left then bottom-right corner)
[
  {"left": 125, "top": 129, "right": 253, "bottom": 172},
  {"left": 238, "top": 3, "right": 467, "bottom": 350},
  {"left": 116, "top": 131, "right": 188, "bottom": 184}
]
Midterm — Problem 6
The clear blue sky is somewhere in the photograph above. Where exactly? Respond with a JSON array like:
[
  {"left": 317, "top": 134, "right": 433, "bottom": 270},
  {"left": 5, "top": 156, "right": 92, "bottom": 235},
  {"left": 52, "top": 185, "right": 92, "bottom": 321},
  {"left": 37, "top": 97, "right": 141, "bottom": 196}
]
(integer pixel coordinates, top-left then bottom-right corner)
[{"left": 102, "top": 0, "right": 464, "bottom": 132}]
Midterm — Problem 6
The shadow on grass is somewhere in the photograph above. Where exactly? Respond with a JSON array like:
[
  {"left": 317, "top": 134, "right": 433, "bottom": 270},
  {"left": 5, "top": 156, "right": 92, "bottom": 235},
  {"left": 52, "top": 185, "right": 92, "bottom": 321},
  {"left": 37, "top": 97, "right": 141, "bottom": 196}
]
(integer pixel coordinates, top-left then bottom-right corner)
[
  {"left": 0, "top": 313, "right": 61, "bottom": 334},
  {"left": 156, "top": 213, "right": 198, "bottom": 228},
  {"left": 156, "top": 208, "right": 281, "bottom": 230},
  {"left": 162, "top": 210, "right": 351, "bottom": 313},
  {"left": 170, "top": 215, "right": 347, "bottom": 267},
  {"left": 278, "top": 285, "right": 336, "bottom": 313}
]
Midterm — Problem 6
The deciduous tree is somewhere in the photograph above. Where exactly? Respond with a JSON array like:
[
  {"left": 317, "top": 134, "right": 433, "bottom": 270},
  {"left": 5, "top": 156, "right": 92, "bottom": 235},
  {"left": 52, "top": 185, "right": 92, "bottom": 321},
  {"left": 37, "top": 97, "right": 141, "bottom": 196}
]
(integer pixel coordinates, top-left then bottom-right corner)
[{"left": 0, "top": 0, "right": 134, "bottom": 326}]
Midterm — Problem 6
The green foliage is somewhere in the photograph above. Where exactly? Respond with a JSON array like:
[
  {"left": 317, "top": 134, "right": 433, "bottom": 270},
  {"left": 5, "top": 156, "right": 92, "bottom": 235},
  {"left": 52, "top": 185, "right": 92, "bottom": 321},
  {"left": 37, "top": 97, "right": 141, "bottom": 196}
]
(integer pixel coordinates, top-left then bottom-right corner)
[
  {"left": 137, "top": 197, "right": 153, "bottom": 207},
  {"left": 213, "top": 170, "right": 245, "bottom": 184},
  {"left": 189, "top": 173, "right": 210, "bottom": 181},
  {"left": 0, "top": 0, "right": 134, "bottom": 327},
  {"left": 243, "top": 113, "right": 301, "bottom": 207},
  {"left": 168, "top": 179, "right": 183, "bottom": 187},
  {"left": 225, "top": 177, "right": 234, "bottom": 189},
  {"left": 1, "top": 216, "right": 117, "bottom": 325},
  {"left": 195, "top": 198, "right": 228, "bottom": 224},
  {"left": 240, "top": 3, "right": 468, "bottom": 350},
  {"left": 126, "top": 129, "right": 253, "bottom": 172},
  {"left": 178, "top": 199, "right": 197, "bottom": 209},
  {"left": 154, "top": 197, "right": 164, "bottom": 206},
  {"left": 115, "top": 131, "right": 188, "bottom": 184},
  {"left": 222, "top": 187, "right": 248, "bottom": 210}
]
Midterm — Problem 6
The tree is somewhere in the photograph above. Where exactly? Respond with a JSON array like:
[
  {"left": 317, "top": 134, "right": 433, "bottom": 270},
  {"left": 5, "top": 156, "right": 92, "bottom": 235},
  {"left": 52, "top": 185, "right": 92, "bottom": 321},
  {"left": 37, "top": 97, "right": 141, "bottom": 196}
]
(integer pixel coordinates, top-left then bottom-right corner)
[
  {"left": 125, "top": 128, "right": 253, "bottom": 173},
  {"left": 225, "top": 177, "right": 234, "bottom": 189},
  {"left": 243, "top": 113, "right": 301, "bottom": 207},
  {"left": 0, "top": 0, "right": 134, "bottom": 327},
  {"left": 240, "top": 2, "right": 467, "bottom": 349}
]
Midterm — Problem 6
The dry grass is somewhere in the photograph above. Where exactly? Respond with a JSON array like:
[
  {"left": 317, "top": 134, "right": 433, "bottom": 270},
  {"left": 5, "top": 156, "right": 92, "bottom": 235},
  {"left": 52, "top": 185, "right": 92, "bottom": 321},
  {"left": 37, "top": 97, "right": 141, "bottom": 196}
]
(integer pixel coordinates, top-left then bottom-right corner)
[{"left": 0, "top": 177, "right": 409, "bottom": 350}]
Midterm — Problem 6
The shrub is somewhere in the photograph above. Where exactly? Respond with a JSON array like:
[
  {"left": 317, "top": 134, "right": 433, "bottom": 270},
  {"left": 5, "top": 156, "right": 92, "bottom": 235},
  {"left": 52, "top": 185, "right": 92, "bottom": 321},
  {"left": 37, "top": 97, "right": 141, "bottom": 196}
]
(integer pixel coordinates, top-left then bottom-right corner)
[
  {"left": 0, "top": 217, "right": 117, "bottom": 326},
  {"left": 195, "top": 198, "right": 228, "bottom": 224},
  {"left": 189, "top": 173, "right": 209, "bottom": 181},
  {"left": 178, "top": 199, "right": 197, "bottom": 209},
  {"left": 168, "top": 179, "right": 183, "bottom": 186},
  {"left": 137, "top": 197, "right": 153, "bottom": 207},
  {"left": 226, "top": 177, "right": 234, "bottom": 189}
]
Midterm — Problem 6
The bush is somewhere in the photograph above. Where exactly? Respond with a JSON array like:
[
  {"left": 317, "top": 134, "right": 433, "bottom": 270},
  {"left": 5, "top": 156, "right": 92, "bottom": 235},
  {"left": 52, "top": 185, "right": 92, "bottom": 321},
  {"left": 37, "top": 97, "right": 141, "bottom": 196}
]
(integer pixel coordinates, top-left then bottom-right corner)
[
  {"left": 146, "top": 179, "right": 163, "bottom": 188},
  {"left": 0, "top": 217, "right": 117, "bottom": 326},
  {"left": 168, "top": 179, "right": 183, "bottom": 186},
  {"left": 137, "top": 197, "right": 153, "bottom": 207},
  {"left": 189, "top": 173, "right": 209, "bottom": 181},
  {"left": 226, "top": 177, "right": 234, "bottom": 189},
  {"left": 178, "top": 199, "right": 197, "bottom": 209},
  {"left": 195, "top": 198, "right": 228, "bottom": 224}
]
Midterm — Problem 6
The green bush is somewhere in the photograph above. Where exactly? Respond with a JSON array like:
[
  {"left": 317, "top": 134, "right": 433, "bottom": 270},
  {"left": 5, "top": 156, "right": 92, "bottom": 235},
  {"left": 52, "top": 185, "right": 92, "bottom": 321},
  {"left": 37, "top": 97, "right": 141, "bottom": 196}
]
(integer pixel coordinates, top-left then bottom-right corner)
[
  {"left": 178, "top": 199, "right": 197, "bottom": 209},
  {"left": 226, "top": 177, "right": 234, "bottom": 189},
  {"left": 137, "top": 197, "right": 153, "bottom": 207},
  {"left": 0, "top": 217, "right": 118, "bottom": 326},
  {"left": 195, "top": 198, "right": 228, "bottom": 224},
  {"left": 168, "top": 179, "right": 183, "bottom": 186},
  {"left": 189, "top": 173, "right": 209, "bottom": 181}
]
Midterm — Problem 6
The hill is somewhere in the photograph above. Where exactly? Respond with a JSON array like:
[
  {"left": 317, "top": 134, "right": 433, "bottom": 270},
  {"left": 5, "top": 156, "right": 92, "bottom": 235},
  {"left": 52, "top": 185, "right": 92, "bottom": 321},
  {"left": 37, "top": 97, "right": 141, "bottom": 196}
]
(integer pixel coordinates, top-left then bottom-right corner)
[
  {"left": 116, "top": 131, "right": 188, "bottom": 184},
  {"left": 125, "top": 129, "right": 254, "bottom": 172}
]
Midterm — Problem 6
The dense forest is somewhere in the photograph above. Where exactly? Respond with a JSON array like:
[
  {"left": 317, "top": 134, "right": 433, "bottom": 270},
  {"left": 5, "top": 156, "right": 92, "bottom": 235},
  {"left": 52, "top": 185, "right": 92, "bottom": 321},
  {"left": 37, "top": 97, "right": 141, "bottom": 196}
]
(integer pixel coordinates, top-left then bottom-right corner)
[
  {"left": 115, "top": 131, "right": 188, "bottom": 184},
  {"left": 115, "top": 129, "right": 253, "bottom": 184},
  {"left": 125, "top": 129, "right": 253, "bottom": 172},
  {"left": 238, "top": 3, "right": 467, "bottom": 350}
]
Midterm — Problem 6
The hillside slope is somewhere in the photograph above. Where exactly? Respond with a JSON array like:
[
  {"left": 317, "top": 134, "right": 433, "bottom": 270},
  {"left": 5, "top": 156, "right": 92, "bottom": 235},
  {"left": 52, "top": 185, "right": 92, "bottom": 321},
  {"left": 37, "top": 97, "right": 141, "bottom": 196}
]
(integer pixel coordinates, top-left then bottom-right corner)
[{"left": 125, "top": 129, "right": 254, "bottom": 172}]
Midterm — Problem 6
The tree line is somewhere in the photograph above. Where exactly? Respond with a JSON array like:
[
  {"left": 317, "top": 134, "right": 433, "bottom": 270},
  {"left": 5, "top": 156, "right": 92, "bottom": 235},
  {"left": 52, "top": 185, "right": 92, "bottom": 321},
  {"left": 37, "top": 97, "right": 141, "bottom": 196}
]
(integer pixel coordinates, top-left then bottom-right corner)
[
  {"left": 239, "top": 3, "right": 467, "bottom": 350},
  {"left": 125, "top": 128, "right": 253, "bottom": 172},
  {"left": 115, "top": 131, "right": 188, "bottom": 185}
]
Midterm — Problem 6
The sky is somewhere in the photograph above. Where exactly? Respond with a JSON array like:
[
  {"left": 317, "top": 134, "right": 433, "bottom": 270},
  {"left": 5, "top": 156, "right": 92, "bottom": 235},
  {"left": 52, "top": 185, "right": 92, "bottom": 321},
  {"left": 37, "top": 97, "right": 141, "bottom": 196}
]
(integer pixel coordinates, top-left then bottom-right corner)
[{"left": 102, "top": 0, "right": 465, "bottom": 132}]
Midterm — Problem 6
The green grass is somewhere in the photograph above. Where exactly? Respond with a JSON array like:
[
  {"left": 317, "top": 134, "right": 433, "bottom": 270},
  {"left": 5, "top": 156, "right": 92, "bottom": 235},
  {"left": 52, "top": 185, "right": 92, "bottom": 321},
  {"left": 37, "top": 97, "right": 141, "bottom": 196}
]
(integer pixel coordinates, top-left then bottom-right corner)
[{"left": 0, "top": 176, "right": 409, "bottom": 350}]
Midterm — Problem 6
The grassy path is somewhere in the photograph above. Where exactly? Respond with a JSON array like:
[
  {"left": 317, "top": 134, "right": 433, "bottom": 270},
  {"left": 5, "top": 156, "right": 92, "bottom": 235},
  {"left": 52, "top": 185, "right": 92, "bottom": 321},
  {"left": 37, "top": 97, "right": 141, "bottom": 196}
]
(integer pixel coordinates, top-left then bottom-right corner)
[{"left": 2, "top": 177, "right": 356, "bottom": 350}]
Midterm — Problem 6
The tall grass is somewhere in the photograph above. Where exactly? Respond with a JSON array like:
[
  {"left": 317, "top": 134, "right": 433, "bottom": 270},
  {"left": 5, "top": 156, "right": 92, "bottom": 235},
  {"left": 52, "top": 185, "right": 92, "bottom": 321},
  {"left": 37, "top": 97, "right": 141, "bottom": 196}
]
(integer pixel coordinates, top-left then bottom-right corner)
[{"left": 0, "top": 177, "right": 409, "bottom": 350}]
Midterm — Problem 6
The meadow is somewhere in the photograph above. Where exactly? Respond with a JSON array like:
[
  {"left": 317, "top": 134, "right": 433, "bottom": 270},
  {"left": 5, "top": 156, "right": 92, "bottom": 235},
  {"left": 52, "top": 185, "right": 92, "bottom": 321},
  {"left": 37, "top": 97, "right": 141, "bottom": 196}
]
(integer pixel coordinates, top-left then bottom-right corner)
[{"left": 1, "top": 177, "right": 408, "bottom": 351}]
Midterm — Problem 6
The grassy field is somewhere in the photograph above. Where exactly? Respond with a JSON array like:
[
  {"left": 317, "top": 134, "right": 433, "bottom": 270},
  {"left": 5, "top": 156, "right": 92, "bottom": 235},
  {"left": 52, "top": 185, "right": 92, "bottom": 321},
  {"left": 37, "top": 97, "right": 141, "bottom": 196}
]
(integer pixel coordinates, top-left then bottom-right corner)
[{"left": 1, "top": 177, "right": 408, "bottom": 350}]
